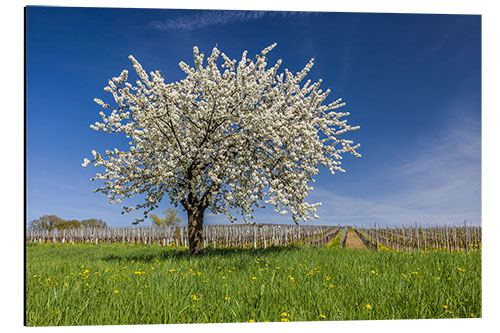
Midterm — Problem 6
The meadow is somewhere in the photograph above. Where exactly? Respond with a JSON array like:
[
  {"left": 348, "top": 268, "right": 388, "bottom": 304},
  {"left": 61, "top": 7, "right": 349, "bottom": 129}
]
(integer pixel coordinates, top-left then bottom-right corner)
[{"left": 26, "top": 242, "right": 481, "bottom": 326}]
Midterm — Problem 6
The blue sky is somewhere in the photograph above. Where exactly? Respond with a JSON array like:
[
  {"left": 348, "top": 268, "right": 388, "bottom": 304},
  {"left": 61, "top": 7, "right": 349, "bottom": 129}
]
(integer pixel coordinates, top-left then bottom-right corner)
[{"left": 26, "top": 7, "right": 481, "bottom": 227}]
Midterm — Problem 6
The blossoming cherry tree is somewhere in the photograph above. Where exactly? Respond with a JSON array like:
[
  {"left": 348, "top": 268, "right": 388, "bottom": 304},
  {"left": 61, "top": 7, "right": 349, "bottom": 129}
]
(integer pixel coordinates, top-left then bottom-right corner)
[{"left": 83, "top": 43, "right": 360, "bottom": 255}]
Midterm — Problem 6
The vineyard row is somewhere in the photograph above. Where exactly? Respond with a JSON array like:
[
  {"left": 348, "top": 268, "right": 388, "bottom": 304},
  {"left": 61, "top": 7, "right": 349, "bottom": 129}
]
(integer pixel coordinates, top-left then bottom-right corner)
[
  {"left": 355, "top": 222, "right": 481, "bottom": 252},
  {"left": 26, "top": 224, "right": 338, "bottom": 249},
  {"left": 26, "top": 223, "right": 481, "bottom": 252}
]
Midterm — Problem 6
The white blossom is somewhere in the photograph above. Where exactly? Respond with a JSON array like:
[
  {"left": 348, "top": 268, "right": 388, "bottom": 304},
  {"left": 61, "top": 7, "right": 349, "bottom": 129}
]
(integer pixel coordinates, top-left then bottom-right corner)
[{"left": 83, "top": 43, "right": 361, "bottom": 224}]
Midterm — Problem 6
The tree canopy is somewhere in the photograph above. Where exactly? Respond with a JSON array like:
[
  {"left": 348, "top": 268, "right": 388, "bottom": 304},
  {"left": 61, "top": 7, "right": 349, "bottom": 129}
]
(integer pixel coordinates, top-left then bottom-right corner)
[
  {"left": 150, "top": 207, "right": 181, "bottom": 226},
  {"left": 28, "top": 215, "right": 108, "bottom": 231}
]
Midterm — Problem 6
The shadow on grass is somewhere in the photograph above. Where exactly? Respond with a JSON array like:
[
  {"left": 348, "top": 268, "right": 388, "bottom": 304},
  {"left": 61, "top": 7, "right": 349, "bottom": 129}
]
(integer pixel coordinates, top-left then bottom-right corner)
[{"left": 102, "top": 245, "right": 302, "bottom": 263}]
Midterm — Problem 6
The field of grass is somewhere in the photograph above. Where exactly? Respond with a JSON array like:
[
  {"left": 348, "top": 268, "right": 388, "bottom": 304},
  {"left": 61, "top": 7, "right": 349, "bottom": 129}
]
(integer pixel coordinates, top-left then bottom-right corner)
[{"left": 26, "top": 242, "right": 481, "bottom": 326}]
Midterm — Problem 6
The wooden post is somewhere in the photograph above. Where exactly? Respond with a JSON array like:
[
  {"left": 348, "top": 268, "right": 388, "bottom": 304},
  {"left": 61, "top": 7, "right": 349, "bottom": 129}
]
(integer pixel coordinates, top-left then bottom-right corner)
[{"left": 464, "top": 220, "right": 468, "bottom": 252}]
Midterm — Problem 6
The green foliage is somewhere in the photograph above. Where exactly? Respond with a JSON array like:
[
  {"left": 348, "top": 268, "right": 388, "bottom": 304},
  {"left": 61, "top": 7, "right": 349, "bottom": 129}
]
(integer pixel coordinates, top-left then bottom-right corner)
[
  {"left": 149, "top": 208, "right": 181, "bottom": 226},
  {"left": 26, "top": 244, "right": 481, "bottom": 326},
  {"left": 80, "top": 219, "right": 108, "bottom": 229},
  {"left": 28, "top": 215, "right": 107, "bottom": 231}
]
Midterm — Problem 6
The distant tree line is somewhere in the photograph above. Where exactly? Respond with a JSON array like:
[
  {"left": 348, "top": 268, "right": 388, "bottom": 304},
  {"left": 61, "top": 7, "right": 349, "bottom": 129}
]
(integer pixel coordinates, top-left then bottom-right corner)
[
  {"left": 28, "top": 215, "right": 108, "bottom": 231},
  {"left": 149, "top": 208, "right": 181, "bottom": 226}
]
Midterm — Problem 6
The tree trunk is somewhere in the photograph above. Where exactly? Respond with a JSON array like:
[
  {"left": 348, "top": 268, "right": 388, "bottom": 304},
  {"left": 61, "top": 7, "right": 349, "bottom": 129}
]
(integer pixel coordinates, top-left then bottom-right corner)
[{"left": 187, "top": 204, "right": 205, "bottom": 255}]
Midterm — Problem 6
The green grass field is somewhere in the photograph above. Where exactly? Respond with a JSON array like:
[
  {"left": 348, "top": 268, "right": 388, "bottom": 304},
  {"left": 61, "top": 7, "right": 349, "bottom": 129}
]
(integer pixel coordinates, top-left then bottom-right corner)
[{"left": 26, "top": 242, "right": 481, "bottom": 326}]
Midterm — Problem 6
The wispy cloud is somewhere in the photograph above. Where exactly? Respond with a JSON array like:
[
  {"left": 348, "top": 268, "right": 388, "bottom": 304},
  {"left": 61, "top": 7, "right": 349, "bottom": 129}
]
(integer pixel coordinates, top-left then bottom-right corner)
[
  {"left": 309, "top": 102, "right": 481, "bottom": 227},
  {"left": 149, "top": 10, "right": 305, "bottom": 31}
]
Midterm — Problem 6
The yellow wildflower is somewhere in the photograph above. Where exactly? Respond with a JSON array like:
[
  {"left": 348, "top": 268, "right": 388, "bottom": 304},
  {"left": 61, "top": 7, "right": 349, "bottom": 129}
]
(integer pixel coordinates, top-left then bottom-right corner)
[
  {"left": 224, "top": 296, "right": 231, "bottom": 301},
  {"left": 191, "top": 295, "right": 198, "bottom": 301},
  {"left": 365, "top": 304, "right": 372, "bottom": 310},
  {"left": 319, "top": 314, "right": 326, "bottom": 319},
  {"left": 443, "top": 305, "right": 448, "bottom": 310},
  {"left": 251, "top": 276, "right": 257, "bottom": 280},
  {"left": 114, "top": 289, "right": 119, "bottom": 294},
  {"left": 248, "top": 319, "right": 255, "bottom": 322}
]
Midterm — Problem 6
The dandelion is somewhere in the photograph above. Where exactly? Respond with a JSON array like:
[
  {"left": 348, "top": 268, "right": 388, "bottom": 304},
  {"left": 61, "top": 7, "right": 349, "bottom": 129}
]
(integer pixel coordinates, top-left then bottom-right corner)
[
  {"left": 402, "top": 273, "right": 407, "bottom": 278},
  {"left": 64, "top": 282, "right": 69, "bottom": 287},
  {"left": 443, "top": 305, "right": 448, "bottom": 310},
  {"left": 329, "top": 284, "right": 335, "bottom": 288},
  {"left": 114, "top": 289, "right": 119, "bottom": 294},
  {"left": 224, "top": 296, "right": 231, "bottom": 301},
  {"left": 319, "top": 314, "right": 326, "bottom": 319},
  {"left": 281, "top": 318, "right": 290, "bottom": 322},
  {"left": 365, "top": 304, "right": 372, "bottom": 310},
  {"left": 248, "top": 319, "right": 255, "bottom": 322},
  {"left": 370, "top": 270, "right": 376, "bottom": 274},
  {"left": 222, "top": 276, "right": 228, "bottom": 280},
  {"left": 251, "top": 276, "right": 257, "bottom": 280},
  {"left": 191, "top": 295, "right": 198, "bottom": 301}
]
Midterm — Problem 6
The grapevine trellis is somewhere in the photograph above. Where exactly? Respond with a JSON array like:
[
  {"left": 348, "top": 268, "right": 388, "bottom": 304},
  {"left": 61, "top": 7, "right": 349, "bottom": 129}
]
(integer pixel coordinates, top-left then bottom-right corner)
[
  {"left": 26, "top": 224, "right": 338, "bottom": 249},
  {"left": 26, "top": 222, "right": 481, "bottom": 252},
  {"left": 356, "top": 221, "right": 481, "bottom": 252}
]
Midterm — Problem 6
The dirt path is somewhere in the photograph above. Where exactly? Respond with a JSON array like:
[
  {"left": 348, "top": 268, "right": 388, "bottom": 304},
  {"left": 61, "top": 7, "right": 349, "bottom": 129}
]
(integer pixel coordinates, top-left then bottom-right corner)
[{"left": 345, "top": 229, "right": 367, "bottom": 249}]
